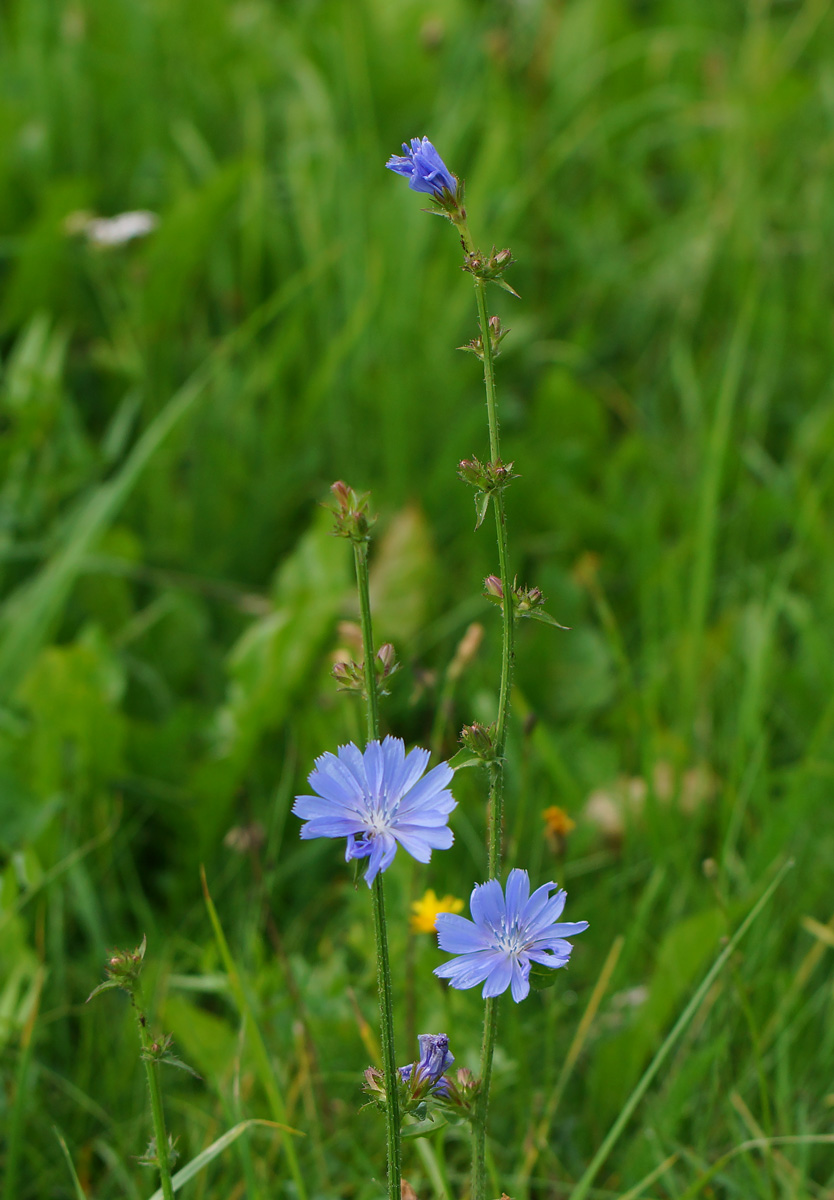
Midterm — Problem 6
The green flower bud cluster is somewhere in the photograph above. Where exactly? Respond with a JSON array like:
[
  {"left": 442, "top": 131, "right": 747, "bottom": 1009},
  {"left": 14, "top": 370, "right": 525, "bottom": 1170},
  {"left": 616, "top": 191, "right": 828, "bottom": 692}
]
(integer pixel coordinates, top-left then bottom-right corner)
[
  {"left": 461, "top": 246, "right": 518, "bottom": 296},
  {"left": 330, "top": 480, "right": 376, "bottom": 543},
  {"left": 483, "top": 576, "right": 570, "bottom": 630},
  {"left": 458, "top": 455, "right": 518, "bottom": 529},
  {"left": 332, "top": 643, "right": 400, "bottom": 696}
]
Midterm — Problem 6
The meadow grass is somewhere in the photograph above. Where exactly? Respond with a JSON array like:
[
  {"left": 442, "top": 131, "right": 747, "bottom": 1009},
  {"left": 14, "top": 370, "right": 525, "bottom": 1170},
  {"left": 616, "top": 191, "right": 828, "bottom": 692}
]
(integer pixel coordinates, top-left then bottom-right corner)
[{"left": 1, "top": 0, "right": 833, "bottom": 1196}]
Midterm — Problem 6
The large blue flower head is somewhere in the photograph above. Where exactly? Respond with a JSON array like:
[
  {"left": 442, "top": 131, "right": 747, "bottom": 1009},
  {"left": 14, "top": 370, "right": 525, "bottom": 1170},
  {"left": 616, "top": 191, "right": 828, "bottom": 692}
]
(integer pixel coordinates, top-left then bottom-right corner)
[
  {"left": 386, "top": 137, "right": 458, "bottom": 198},
  {"left": 434, "top": 869, "right": 588, "bottom": 1003},
  {"left": 293, "top": 737, "right": 456, "bottom": 886}
]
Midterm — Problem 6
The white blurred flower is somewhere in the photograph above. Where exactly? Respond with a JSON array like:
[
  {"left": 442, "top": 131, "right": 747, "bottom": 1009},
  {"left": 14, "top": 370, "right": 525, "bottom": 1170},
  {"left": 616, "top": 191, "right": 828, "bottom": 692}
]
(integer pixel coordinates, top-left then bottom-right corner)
[{"left": 65, "top": 209, "right": 159, "bottom": 246}]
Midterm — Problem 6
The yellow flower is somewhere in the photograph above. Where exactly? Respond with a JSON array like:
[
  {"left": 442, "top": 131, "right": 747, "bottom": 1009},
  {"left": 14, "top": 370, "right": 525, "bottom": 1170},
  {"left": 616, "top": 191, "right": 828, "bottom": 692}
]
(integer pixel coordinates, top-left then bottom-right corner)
[
  {"left": 542, "top": 805, "right": 576, "bottom": 838},
  {"left": 410, "top": 888, "right": 464, "bottom": 934}
]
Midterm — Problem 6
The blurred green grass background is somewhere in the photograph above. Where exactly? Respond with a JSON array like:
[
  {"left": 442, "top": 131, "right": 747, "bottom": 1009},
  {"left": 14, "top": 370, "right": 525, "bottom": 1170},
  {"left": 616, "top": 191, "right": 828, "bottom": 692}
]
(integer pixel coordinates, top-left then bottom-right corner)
[{"left": 1, "top": 0, "right": 834, "bottom": 1196}]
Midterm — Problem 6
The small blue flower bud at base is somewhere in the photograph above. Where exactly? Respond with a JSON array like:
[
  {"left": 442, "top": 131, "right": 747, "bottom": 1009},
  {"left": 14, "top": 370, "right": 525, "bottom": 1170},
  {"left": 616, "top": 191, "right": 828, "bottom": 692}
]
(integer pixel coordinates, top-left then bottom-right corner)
[
  {"left": 386, "top": 137, "right": 465, "bottom": 220},
  {"left": 386, "top": 137, "right": 457, "bottom": 197}
]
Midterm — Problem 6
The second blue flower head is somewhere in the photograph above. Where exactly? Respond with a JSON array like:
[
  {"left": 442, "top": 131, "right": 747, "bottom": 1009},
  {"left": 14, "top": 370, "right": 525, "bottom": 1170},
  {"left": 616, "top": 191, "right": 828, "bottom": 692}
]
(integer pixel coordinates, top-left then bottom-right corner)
[{"left": 386, "top": 136, "right": 458, "bottom": 199}]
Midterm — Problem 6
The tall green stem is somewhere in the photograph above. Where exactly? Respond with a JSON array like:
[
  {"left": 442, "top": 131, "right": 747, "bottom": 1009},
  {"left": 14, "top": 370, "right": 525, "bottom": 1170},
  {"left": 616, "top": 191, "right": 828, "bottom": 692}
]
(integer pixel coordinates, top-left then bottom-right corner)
[
  {"left": 458, "top": 220, "right": 515, "bottom": 1200},
  {"left": 134, "top": 987, "right": 175, "bottom": 1200},
  {"left": 354, "top": 542, "right": 380, "bottom": 744},
  {"left": 352, "top": 538, "right": 402, "bottom": 1200},
  {"left": 458, "top": 223, "right": 515, "bottom": 878}
]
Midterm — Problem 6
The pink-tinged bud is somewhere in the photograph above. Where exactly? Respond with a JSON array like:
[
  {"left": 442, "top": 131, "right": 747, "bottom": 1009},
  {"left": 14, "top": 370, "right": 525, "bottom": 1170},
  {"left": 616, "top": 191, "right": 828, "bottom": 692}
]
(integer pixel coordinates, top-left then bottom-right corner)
[
  {"left": 484, "top": 575, "right": 503, "bottom": 599},
  {"left": 458, "top": 458, "right": 481, "bottom": 485},
  {"left": 513, "top": 581, "right": 546, "bottom": 612},
  {"left": 376, "top": 643, "right": 397, "bottom": 674},
  {"left": 330, "top": 480, "right": 351, "bottom": 507},
  {"left": 460, "top": 721, "right": 498, "bottom": 761},
  {"left": 329, "top": 480, "right": 375, "bottom": 542},
  {"left": 331, "top": 658, "right": 365, "bottom": 693}
]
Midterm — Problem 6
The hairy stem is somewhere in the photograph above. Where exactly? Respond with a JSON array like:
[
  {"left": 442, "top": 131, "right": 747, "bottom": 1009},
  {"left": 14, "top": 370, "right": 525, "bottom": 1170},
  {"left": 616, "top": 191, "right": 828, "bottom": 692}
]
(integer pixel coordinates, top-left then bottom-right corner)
[
  {"left": 352, "top": 537, "right": 402, "bottom": 1200},
  {"left": 354, "top": 542, "right": 381, "bottom": 745},
  {"left": 134, "top": 988, "right": 175, "bottom": 1200},
  {"left": 458, "top": 218, "right": 515, "bottom": 1200}
]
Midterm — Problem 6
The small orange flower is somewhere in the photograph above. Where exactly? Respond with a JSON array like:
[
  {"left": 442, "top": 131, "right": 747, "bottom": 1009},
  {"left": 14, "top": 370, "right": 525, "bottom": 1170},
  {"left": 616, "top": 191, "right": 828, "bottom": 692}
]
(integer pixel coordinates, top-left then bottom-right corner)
[
  {"left": 410, "top": 888, "right": 464, "bottom": 934},
  {"left": 542, "top": 805, "right": 576, "bottom": 838}
]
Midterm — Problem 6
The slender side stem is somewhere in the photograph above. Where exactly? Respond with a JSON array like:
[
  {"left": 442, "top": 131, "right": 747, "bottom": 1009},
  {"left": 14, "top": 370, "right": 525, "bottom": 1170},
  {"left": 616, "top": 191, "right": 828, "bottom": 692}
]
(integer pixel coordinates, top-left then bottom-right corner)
[
  {"left": 352, "top": 537, "right": 402, "bottom": 1200},
  {"left": 372, "top": 874, "right": 402, "bottom": 1200},
  {"left": 134, "top": 989, "right": 175, "bottom": 1200},
  {"left": 458, "top": 220, "right": 515, "bottom": 1200},
  {"left": 471, "top": 996, "right": 499, "bottom": 1200},
  {"left": 354, "top": 542, "right": 380, "bottom": 744},
  {"left": 458, "top": 223, "right": 515, "bottom": 879}
]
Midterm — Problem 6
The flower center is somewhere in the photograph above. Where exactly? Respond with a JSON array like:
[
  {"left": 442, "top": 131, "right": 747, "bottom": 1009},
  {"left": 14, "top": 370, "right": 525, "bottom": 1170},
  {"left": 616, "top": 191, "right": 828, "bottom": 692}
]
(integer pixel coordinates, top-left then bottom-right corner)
[
  {"left": 366, "top": 788, "right": 398, "bottom": 832},
  {"left": 492, "top": 918, "right": 527, "bottom": 957}
]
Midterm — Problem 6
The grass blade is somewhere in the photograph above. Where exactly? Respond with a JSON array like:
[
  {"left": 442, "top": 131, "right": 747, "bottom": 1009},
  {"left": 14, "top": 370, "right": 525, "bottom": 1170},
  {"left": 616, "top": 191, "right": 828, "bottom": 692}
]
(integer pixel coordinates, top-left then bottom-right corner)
[
  {"left": 146, "top": 1119, "right": 294, "bottom": 1200},
  {"left": 200, "top": 866, "right": 308, "bottom": 1200},
  {"left": 568, "top": 858, "right": 794, "bottom": 1200}
]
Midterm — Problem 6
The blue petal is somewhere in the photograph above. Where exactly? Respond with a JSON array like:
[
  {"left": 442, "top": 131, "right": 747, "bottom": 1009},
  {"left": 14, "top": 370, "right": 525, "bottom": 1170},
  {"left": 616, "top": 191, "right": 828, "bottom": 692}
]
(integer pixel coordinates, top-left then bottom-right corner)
[
  {"left": 388, "top": 743, "right": 430, "bottom": 802},
  {"left": 363, "top": 740, "right": 384, "bottom": 800},
  {"left": 540, "top": 920, "right": 589, "bottom": 940},
  {"left": 504, "top": 869, "right": 530, "bottom": 922},
  {"left": 364, "top": 833, "right": 397, "bottom": 885},
  {"left": 380, "top": 734, "right": 406, "bottom": 778},
  {"left": 307, "top": 755, "right": 361, "bottom": 808},
  {"left": 390, "top": 829, "right": 433, "bottom": 863},
  {"left": 520, "top": 880, "right": 557, "bottom": 929},
  {"left": 510, "top": 958, "right": 531, "bottom": 1003},
  {"left": 527, "top": 889, "right": 567, "bottom": 935},
  {"left": 434, "top": 949, "right": 504, "bottom": 990},
  {"left": 298, "top": 815, "right": 363, "bottom": 839},
  {"left": 345, "top": 833, "right": 372, "bottom": 861},
  {"left": 435, "top": 913, "right": 492, "bottom": 954},
  {"left": 394, "top": 825, "right": 453, "bottom": 859},
  {"left": 525, "top": 947, "right": 571, "bottom": 968},
  {"left": 527, "top": 937, "right": 577, "bottom": 958},
  {"left": 337, "top": 742, "right": 369, "bottom": 792},
  {"left": 481, "top": 955, "right": 513, "bottom": 998},
  {"left": 311, "top": 750, "right": 367, "bottom": 808},
  {"left": 397, "top": 761, "right": 455, "bottom": 815},
  {"left": 470, "top": 879, "right": 505, "bottom": 932},
  {"left": 292, "top": 793, "right": 360, "bottom": 821}
]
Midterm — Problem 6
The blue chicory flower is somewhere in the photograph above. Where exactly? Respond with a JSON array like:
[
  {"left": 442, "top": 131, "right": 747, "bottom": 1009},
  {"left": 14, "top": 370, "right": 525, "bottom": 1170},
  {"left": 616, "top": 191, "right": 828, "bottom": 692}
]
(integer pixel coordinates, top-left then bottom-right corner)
[
  {"left": 434, "top": 868, "right": 588, "bottom": 1003},
  {"left": 399, "top": 1033, "right": 454, "bottom": 1096},
  {"left": 386, "top": 137, "right": 457, "bottom": 198},
  {"left": 293, "top": 737, "right": 456, "bottom": 886}
]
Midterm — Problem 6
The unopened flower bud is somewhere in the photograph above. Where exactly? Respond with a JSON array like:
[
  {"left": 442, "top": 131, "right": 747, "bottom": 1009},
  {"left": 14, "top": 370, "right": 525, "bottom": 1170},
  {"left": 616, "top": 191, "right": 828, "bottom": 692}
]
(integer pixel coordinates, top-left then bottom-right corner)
[
  {"left": 487, "top": 315, "right": 510, "bottom": 356},
  {"left": 513, "top": 580, "right": 546, "bottom": 612},
  {"left": 460, "top": 721, "right": 498, "bottom": 762},
  {"left": 329, "top": 480, "right": 376, "bottom": 543},
  {"left": 458, "top": 458, "right": 482, "bottom": 486},
  {"left": 376, "top": 643, "right": 397, "bottom": 674},
  {"left": 484, "top": 575, "right": 503, "bottom": 600}
]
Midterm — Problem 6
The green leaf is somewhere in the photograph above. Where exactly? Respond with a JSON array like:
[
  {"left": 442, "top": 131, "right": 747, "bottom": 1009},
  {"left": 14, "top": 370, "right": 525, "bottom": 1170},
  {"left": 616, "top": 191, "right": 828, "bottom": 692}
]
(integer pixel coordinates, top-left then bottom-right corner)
[
  {"left": 402, "top": 1113, "right": 447, "bottom": 1140},
  {"left": 86, "top": 979, "right": 125, "bottom": 1003},
  {"left": 146, "top": 1120, "right": 297, "bottom": 1199},
  {"left": 447, "top": 748, "right": 484, "bottom": 772},
  {"left": 528, "top": 960, "right": 560, "bottom": 990},
  {"left": 474, "top": 492, "right": 490, "bottom": 530},
  {"left": 158, "top": 1053, "right": 201, "bottom": 1080},
  {"left": 522, "top": 607, "right": 570, "bottom": 630}
]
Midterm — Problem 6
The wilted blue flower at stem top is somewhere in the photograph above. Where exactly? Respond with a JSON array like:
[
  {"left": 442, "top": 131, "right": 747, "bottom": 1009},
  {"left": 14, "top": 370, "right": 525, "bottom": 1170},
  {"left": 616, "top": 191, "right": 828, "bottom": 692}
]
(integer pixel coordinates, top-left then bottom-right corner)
[
  {"left": 386, "top": 137, "right": 457, "bottom": 198},
  {"left": 399, "top": 1033, "right": 454, "bottom": 1096},
  {"left": 293, "top": 737, "right": 456, "bottom": 886},
  {"left": 434, "top": 869, "right": 588, "bottom": 1003}
]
